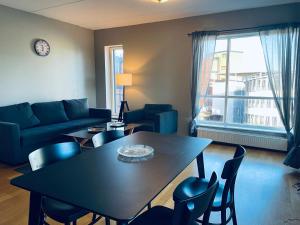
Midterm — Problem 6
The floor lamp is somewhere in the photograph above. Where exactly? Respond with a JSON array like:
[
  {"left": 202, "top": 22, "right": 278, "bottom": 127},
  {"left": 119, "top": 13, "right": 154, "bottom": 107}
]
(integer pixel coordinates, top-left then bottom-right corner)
[{"left": 116, "top": 73, "right": 132, "bottom": 122}]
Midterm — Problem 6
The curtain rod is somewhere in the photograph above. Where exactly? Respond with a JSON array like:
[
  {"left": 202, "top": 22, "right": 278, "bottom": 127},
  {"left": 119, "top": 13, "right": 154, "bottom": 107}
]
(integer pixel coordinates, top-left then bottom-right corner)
[{"left": 187, "top": 23, "right": 300, "bottom": 36}]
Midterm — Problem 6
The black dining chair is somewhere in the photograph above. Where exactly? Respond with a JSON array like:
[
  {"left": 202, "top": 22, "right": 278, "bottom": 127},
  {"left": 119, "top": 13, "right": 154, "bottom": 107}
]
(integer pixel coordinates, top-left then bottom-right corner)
[
  {"left": 174, "top": 145, "right": 246, "bottom": 225},
  {"left": 28, "top": 142, "right": 100, "bottom": 225},
  {"left": 129, "top": 172, "right": 219, "bottom": 225},
  {"left": 92, "top": 130, "right": 125, "bottom": 148}
]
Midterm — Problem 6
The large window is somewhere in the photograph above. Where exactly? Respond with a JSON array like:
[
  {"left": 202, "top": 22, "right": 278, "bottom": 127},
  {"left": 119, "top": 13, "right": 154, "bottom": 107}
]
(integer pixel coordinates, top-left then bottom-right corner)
[
  {"left": 105, "top": 45, "right": 124, "bottom": 116},
  {"left": 198, "top": 33, "right": 284, "bottom": 131}
]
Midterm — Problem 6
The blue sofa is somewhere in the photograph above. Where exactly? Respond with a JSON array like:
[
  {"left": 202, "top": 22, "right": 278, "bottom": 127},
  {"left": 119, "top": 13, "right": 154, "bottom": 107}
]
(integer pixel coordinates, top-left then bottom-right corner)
[
  {"left": 123, "top": 104, "right": 178, "bottom": 134},
  {"left": 0, "top": 99, "right": 111, "bottom": 165}
]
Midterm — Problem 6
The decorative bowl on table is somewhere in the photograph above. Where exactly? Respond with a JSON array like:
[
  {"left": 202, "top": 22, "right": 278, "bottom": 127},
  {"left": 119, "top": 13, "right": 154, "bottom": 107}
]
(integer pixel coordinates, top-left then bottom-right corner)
[{"left": 117, "top": 145, "right": 154, "bottom": 162}]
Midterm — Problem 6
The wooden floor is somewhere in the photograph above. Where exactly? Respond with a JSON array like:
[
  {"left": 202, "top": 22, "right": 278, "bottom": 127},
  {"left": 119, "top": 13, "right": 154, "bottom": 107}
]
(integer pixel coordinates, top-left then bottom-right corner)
[{"left": 0, "top": 144, "right": 300, "bottom": 225}]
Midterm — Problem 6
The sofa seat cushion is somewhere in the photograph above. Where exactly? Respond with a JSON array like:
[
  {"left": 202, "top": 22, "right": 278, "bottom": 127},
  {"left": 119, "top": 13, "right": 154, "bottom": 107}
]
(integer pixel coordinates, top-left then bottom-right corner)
[
  {"left": 0, "top": 102, "right": 40, "bottom": 129},
  {"left": 58, "top": 117, "right": 108, "bottom": 132},
  {"left": 63, "top": 98, "right": 89, "bottom": 120},
  {"left": 21, "top": 118, "right": 108, "bottom": 147},
  {"left": 32, "top": 101, "right": 69, "bottom": 125}
]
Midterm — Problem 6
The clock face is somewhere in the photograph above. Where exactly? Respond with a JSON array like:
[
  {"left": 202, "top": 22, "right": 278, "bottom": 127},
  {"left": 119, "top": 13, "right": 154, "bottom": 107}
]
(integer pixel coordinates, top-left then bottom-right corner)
[{"left": 34, "top": 39, "right": 50, "bottom": 56}]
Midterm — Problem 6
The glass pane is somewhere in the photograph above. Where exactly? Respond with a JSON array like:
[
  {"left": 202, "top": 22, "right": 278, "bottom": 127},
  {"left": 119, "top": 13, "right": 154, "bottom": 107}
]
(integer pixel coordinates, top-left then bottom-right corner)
[
  {"left": 199, "top": 97, "right": 225, "bottom": 122},
  {"left": 226, "top": 98, "right": 284, "bottom": 129},
  {"left": 113, "top": 48, "right": 123, "bottom": 115},
  {"left": 208, "top": 39, "right": 228, "bottom": 96},
  {"left": 228, "top": 36, "right": 272, "bottom": 97}
]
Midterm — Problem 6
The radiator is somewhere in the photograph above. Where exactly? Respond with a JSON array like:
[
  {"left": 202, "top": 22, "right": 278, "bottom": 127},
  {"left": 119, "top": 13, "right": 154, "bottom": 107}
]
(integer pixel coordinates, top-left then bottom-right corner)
[{"left": 198, "top": 128, "right": 287, "bottom": 151}]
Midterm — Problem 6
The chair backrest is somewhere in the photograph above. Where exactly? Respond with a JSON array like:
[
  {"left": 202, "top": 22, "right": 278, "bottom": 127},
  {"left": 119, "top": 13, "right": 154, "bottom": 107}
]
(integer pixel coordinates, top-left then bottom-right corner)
[
  {"left": 220, "top": 145, "right": 246, "bottom": 206},
  {"left": 221, "top": 145, "right": 246, "bottom": 180},
  {"left": 92, "top": 130, "right": 125, "bottom": 148},
  {"left": 172, "top": 172, "right": 219, "bottom": 225},
  {"left": 28, "top": 142, "right": 81, "bottom": 171}
]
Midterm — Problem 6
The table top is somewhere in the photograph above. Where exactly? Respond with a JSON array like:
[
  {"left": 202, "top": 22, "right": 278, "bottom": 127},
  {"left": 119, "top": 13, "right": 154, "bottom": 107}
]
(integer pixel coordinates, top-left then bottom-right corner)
[
  {"left": 11, "top": 131, "right": 211, "bottom": 222},
  {"left": 64, "top": 122, "right": 142, "bottom": 139}
]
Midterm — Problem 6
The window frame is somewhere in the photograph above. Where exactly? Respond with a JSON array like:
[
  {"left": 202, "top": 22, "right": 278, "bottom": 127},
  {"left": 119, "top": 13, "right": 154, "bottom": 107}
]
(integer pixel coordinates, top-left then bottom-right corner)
[
  {"left": 198, "top": 32, "right": 285, "bottom": 133},
  {"left": 104, "top": 45, "right": 124, "bottom": 116}
]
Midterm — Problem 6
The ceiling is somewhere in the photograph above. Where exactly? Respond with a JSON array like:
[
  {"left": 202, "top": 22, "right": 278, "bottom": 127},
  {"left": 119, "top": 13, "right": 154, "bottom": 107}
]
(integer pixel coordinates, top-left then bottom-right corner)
[{"left": 0, "top": 0, "right": 299, "bottom": 30}]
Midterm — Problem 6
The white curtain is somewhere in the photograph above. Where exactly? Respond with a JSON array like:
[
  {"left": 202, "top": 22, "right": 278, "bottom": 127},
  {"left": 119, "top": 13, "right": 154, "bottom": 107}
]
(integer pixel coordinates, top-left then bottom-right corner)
[
  {"left": 259, "top": 24, "right": 300, "bottom": 168},
  {"left": 190, "top": 32, "right": 217, "bottom": 135}
]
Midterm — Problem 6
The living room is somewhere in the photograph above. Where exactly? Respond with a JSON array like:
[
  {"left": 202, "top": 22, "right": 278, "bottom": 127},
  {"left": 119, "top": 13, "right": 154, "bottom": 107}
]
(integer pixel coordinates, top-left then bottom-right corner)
[{"left": 0, "top": 0, "right": 300, "bottom": 225}]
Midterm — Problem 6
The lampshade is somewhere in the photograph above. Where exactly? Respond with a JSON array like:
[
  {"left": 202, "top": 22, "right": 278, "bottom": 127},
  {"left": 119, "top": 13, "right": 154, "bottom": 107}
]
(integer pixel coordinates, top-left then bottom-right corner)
[{"left": 116, "top": 73, "right": 132, "bottom": 86}]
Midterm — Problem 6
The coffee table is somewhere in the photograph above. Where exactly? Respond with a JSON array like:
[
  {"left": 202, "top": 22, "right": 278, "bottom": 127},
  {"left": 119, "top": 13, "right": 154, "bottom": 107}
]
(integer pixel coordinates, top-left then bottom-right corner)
[{"left": 63, "top": 122, "right": 142, "bottom": 147}]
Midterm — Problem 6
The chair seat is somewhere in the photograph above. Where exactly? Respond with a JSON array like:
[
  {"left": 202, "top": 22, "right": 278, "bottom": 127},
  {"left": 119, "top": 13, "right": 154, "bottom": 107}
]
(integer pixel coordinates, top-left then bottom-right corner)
[
  {"left": 173, "top": 177, "right": 231, "bottom": 210},
  {"left": 130, "top": 206, "right": 173, "bottom": 225},
  {"left": 130, "top": 206, "right": 199, "bottom": 225},
  {"left": 42, "top": 197, "right": 88, "bottom": 223}
]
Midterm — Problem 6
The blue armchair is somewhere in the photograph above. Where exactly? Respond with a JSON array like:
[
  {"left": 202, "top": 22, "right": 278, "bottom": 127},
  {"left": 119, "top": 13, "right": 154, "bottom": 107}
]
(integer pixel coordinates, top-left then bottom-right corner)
[{"left": 123, "top": 104, "right": 178, "bottom": 134}]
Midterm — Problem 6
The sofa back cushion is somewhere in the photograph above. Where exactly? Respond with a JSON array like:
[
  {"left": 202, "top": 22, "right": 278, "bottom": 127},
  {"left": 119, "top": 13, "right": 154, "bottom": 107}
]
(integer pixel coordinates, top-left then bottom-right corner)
[
  {"left": 0, "top": 102, "right": 40, "bottom": 129},
  {"left": 144, "top": 104, "right": 172, "bottom": 120},
  {"left": 32, "top": 101, "right": 68, "bottom": 125},
  {"left": 63, "top": 98, "right": 89, "bottom": 120}
]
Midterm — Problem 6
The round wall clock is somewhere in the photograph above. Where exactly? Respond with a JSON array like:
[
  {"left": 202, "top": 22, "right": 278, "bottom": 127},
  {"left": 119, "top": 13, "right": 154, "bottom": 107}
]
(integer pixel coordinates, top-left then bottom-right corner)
[{"left": 34, "top": 39, "right": 50, "bottom": 56}]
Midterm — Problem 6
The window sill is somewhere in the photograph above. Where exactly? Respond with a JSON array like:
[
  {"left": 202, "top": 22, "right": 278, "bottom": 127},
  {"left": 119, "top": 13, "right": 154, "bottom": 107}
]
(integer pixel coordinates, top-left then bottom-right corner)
[{"left": 197, "top": 124, "right": 286, "bottom": 138}]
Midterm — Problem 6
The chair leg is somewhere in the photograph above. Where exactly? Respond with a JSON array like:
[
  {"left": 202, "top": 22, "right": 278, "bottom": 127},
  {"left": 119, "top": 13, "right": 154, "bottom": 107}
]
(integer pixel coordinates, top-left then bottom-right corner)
[
  {"left": 221, "top": 208, "right": 227, "bottom": 225},
  {"left": 202, "top": 211, "right": 211, "bottom": 225},
  {"left": 39, "top": 212, "right": 45, "bottom": 225},
  {"left": 92, "top": 213, "right": 97, "bottom": 221},
  {"left": 105, "top": 217, "right": 110, "bottom": 225},
  {"left": 232, "top": 205, "right": 238, "bottom": 225}
]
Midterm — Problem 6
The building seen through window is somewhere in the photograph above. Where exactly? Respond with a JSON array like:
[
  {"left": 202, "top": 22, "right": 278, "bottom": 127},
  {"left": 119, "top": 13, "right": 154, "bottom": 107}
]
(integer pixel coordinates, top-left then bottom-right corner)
[{"left": 198, "top": 34, "right": 284, "bottom": 131}]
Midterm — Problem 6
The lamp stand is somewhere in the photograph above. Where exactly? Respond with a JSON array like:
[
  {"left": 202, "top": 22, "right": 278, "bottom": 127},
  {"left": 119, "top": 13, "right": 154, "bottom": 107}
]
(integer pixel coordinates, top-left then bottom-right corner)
[
  {"left": 118, "top": 86, "right": 130, "bottom": 122},
  {"left": 118, "top": 101, "right": 130, "bottom": 122}
]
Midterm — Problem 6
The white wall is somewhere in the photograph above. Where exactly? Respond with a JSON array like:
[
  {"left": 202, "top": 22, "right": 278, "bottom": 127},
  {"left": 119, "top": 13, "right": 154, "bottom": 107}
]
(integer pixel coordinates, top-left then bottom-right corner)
[
  {"left": 94, "top": 3, "right": 300, "bottom": 135},
  {"left": 0, "top": 5, "right": 96, "bottom": 107}
]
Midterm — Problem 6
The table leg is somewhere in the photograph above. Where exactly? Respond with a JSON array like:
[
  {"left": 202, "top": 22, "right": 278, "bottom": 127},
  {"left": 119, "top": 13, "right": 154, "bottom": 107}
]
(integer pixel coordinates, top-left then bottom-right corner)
[
  {"left": 79, "top": 138, "right": 90, "bottom": 147},
  {"left": 129, "top": 127, "right": 135, "bottom": 135},
  {"left": 28, "top": 191, "right": 42, "bottom": 225},
  {"left": 72, "top": 137, "right": 92, "bottom": 149},
  {"left": 197, "top": 152, "right": 205, "bottom": 178},
  {"left": 105, "top": 217, "right": 110, "bottom": 225}
]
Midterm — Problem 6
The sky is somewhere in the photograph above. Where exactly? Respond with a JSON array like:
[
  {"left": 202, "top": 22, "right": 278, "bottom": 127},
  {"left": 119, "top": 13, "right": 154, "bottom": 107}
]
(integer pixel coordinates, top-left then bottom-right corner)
[{"left": 216, "top": 35, "right": 267, "bottom": 73}]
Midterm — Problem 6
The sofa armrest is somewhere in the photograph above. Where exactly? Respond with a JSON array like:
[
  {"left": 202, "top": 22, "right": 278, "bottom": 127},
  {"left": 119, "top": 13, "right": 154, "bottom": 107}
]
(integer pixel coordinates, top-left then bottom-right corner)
[
  {"left": 123, "top": 109, "right": 145, "bottom": 124},
  {"left": 154, "top": 110, "right": 178, "bottom": 134},
  {"left": 0, "top": 122, "right": 21, "bottom": 165},
  {"left": 89, "top": 108, "right": 111, "bottom": 120}
]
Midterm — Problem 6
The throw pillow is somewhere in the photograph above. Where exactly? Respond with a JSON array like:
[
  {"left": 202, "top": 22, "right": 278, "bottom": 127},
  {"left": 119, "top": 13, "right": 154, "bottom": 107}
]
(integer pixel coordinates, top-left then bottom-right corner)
[
  {"left": 32, "top": 101, "right": 69, "bottom": 125},
  {"left": 63, "top": 98, "right": 89, "bottom": 120},
  {"left": 0, "top": 102, "right": 40, "bottom": 129}
]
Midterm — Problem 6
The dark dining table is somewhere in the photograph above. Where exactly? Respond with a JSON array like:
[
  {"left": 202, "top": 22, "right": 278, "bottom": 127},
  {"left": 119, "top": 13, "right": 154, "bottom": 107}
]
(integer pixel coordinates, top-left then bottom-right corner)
[{"left": 10, "top": 131, "right": 212, "bottom": 225}]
